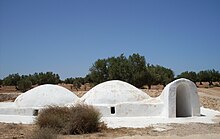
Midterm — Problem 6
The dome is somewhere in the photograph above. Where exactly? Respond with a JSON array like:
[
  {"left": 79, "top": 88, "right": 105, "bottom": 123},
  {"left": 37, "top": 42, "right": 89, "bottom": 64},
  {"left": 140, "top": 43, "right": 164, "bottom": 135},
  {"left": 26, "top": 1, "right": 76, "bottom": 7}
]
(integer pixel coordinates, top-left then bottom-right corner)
[
  {"left": 81, "top": 80, "right": 150, "bottom": 105},
  {"left": 15, "top": 84, "right": 79, "bottom": 107}
]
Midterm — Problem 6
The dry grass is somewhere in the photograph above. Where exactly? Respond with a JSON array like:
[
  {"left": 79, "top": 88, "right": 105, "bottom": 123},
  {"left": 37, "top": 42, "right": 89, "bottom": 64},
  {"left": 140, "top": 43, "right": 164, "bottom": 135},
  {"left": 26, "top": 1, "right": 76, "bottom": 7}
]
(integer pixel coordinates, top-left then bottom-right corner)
[
  {"left": 35, "top": 104, "right": 102, "bottom": 135},
  {"left": 29, "top": 128, "right": 57, "bottom": 139},
  {"left": 35, "top": 106, "right": 70, "bottom": 133},
  {"left": 65, "top": 104, "right": 101, "bottom": 134}
]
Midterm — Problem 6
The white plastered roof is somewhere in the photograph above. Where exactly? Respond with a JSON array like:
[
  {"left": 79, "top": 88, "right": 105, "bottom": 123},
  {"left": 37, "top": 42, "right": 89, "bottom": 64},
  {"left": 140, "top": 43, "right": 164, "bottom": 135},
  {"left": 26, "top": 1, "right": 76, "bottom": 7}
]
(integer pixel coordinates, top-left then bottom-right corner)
[
  {"left": 15, "top": 84, "right": 79, "bottom": 107},
  {"left": 81, "top": 80, "right": 150, "bottom": 105}
]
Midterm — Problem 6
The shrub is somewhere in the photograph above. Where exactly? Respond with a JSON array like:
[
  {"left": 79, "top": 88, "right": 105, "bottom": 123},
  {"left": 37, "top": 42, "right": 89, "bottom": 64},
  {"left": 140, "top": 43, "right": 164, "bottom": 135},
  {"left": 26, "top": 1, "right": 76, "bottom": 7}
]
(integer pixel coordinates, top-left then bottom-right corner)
[
  {"left": 35, "top": 104, "right": 101, "bottom": 135},
  {"left": 29, "top": 128, "right": 57, "bottom": 139},
  {"left": 35, "top": 106, "right": 70, "bottom": 133},
  {"left": 66, "top": 104, "right": 101, "bottom": 134},
  {"left": 17, "top": 79, "right": 32, "bottom": 92}
]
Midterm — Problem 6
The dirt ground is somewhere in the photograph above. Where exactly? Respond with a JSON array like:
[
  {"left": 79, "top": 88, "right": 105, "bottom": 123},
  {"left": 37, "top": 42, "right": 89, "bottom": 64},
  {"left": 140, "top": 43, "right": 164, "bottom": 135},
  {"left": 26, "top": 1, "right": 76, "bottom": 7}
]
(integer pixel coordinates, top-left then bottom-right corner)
[
  {"left": 0, "top": 84, "right": 220, "bottom": 139},
  {"left": 0, "top": 121, "right": 220, "bottom": 139}
]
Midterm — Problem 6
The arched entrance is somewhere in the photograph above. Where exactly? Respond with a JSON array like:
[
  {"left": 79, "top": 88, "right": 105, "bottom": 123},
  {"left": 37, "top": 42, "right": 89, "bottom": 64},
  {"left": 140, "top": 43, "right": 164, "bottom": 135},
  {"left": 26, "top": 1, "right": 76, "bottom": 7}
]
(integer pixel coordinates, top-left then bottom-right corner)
[{"left": 176, "top": 84, "right": 192, "bottom": 117}]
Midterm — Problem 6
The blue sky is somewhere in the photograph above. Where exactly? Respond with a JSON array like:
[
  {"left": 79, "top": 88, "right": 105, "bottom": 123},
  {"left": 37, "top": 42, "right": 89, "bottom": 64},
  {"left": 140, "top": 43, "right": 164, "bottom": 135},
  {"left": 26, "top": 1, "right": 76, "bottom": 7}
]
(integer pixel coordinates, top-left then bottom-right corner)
[{"left": 0, "top": 0, "right": 220, "bottom": 80}]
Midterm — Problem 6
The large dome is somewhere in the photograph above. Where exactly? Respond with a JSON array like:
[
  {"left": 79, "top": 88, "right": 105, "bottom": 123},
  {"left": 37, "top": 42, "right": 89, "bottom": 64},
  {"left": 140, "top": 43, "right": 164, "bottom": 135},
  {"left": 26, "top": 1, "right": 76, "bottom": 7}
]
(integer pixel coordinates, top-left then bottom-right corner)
[
  {"left": 15, "top": 84, "right": 79, "bottom": 107},
  {"left": 81, "top": 80, "right": 150, "bottom": 105}
]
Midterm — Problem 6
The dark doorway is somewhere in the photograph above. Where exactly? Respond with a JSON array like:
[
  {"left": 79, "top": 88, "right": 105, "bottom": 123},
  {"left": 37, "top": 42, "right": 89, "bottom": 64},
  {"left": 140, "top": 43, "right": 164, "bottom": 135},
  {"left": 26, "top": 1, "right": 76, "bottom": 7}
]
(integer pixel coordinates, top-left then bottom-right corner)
[{"left": 176, "top": 84, "right": 192, "bottom": 117}]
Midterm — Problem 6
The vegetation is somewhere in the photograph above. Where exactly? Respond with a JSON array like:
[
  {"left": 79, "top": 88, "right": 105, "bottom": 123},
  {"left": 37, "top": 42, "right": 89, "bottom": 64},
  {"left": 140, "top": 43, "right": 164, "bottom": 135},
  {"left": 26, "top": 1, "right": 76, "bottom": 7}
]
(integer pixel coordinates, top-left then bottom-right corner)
[
  {"left": 37, "top": 72, "right": 60, "bottom": 85},
  {"left": 89, "top": 54, "right": 149, "bottom": 87},
  {"left": 17, "top": 79, "right": 32, "bottom": 92},
  {"left": 176, "top": 71, "right": 197, "bottom": 84},
  {"left": 2, "top": 73, "right": 21, "bottom": 86},
  {"left": 1, "top": 53, "right": 220, "bottom": 89},
  {"left": 177, "top": 69, "right": 220, "bottom": 86},
  {"left": 88, "top": 53, "right": 174, "bottom": 88},
  {"left": 64, "top": 77, "right": 86, "bottom": 90},
  {"left": 29, "top": 128, "right": 57, "bottom": 139},
  {"left": 146, "top": 64, "right": 174, "bottom": 89},
  {"left": 197, "top": 69, "right": 220, "bottom": 85},
  {"left": 1, "top": 72, "right": 60, "bottom": 91},
  {"left": 35, "top": 104, "right": 101, "bottom": 135},
  {"left": 0, "top": 79, "right": 2, "bottom": 85},
  {"left": 66, "top": 104, "right": 101, "bottom": 134},
  {"left": 35, "top": 106, "right": 70, "bottom": 133}
]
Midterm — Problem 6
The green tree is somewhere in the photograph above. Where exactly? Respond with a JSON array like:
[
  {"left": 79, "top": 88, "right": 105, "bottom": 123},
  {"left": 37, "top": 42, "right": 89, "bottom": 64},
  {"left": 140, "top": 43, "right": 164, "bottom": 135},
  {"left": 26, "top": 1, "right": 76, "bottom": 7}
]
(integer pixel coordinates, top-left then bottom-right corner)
[
  {"left": 210, "top": 69, "right": 220, "bottom": 84},
  {"left": 89, "top": 59, "right": 109, "bottom": 85},
  {"left": 145, "top": 64, "right": 174, "bottom": 88},
  {"left": 197, "top": 70, "right": 212, "bottom": 85},
  {"left": 88, "top": 53, "right": 148, "bottom": 88},
  {"left": 128, "top": 53, "right": 147, "bottom": 87},
  {"left": 131, "top": 70, "right": 149, "bottom": 88},
  {"left": 75, "top": 77, "right": 85, "bottom": 85},
  {"left": 145, "top": 64, "right": 157, "bottom": 89},
  {"left": 108, "top": 54, "right": 131, "bottom": 82},
  {"left": 177, "top": 71, "right": 197, "bottom": 84},
  {"left": 73, "top": 80, "right": 81, "bottom": 91},
  {"left": 64, "top": 77, "right": 74, "bottom": 84},
  {"left": 152, "top": 65, "right": 174, "bottom": 87},
  {"left": 17, "top": 79, "right": 32, "bottom": 92},
  {"left": 37, "top": 72, "right": 60, "bottom": 85},
  {"left": 28, "top": 73, "right": 38, "bottom": 85},
  {"left": 88, "top": 53, "right": 174, "bottom": 88},
  {"left": 2, "top": 72, "right": 61, "bottom": 87},
  {"left": 3, "top": 73, "right": 21, "bottom": 86},
  {"left": 84, "top": 74, "right": 92, "bottom": 84}
]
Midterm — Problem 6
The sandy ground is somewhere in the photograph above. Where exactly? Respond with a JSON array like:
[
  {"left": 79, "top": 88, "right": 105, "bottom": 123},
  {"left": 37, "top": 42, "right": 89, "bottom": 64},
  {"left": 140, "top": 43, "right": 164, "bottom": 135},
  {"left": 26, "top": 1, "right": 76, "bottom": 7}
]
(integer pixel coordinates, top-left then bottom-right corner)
[
  {"left": 0, "top": 122, "right": 220, "bottom": 139},
  {"left": 0, "top": 84, "right": 220, "bottom": 139}
]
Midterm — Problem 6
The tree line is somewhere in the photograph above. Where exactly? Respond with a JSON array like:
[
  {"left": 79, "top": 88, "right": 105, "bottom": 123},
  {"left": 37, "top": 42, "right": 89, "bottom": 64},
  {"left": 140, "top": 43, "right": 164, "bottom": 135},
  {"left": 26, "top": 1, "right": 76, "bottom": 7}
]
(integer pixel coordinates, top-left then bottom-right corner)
[
  {"left": 0, "top": 53, "right": 220, "bottom": 92},
  {"left": 0, "top": 72, "right": 60, "bottom": 92},
  {"left": 86, "top": 53, "right": 220, "bottom": 88},
  {"left": 177, "top": 69, "right": 220, "bottom": 86}
]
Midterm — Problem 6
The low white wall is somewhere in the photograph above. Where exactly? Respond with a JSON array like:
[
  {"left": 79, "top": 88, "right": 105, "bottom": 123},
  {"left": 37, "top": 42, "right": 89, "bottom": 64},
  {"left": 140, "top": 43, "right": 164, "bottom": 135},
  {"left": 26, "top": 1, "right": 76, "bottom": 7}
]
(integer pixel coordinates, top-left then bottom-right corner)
[
  {"left": 116, "top": 103, "right": 163, "bottom": 117},
  {"left": 93, "top": 102, "right": 164, "bottom": 117},
  {"left": 0, "top": 102, "right": 42, "bottom": 116},
  {"left": 92, "top": 105, "right": 113, "bottom": 117},
  {"left": 0, "top": 107, "right": 38, "bottom": 116},
  {"left": 0, "top": 102, "right": 16, "bottom": 107}
]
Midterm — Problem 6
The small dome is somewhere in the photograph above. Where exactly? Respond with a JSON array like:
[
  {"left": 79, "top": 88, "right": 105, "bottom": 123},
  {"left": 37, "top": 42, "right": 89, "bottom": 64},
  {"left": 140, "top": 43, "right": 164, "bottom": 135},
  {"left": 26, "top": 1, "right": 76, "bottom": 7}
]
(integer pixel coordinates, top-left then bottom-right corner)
[
  {"left": 81, "top": 80, "right": 150, "bottom": 105},
  {"left": 15, "top": 84, "right": 79, "bottom": 107}
]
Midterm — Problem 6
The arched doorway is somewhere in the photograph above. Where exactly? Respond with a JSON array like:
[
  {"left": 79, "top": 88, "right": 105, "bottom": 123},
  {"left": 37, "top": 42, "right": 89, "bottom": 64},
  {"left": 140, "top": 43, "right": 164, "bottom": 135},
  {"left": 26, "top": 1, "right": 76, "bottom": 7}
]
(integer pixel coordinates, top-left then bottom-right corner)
[{"left": 176, "top": 84, "right": 192, "bottom": 117}]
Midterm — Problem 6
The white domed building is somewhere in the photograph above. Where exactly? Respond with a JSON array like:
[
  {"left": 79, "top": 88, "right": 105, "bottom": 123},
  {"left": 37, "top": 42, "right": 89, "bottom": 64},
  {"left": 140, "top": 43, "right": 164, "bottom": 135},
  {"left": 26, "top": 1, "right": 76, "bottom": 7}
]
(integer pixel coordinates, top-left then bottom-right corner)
[
  {"left": 15, "top": 84, "right": 79, "bottom": 107},
  {"left": 81, "top": 80, "right": 150, "bottom": 105},
  {"left": 0, "top": 84, "right": 79, "bottom": 123},
  {"left": 81, "top": 80, "right": 163, "bottom": 117},
  {"left": 0, "top": 79, "right": 203, "bottom": 125}
]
